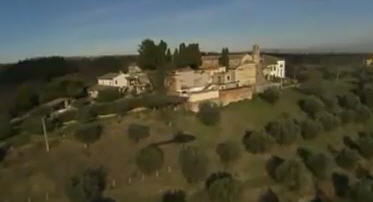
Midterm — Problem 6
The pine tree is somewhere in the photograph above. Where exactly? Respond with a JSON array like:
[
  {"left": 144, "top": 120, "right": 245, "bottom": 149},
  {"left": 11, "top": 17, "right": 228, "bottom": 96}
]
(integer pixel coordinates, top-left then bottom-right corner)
[
  {"left": 219, "top": 48, "right": 229, "bottom": 68},
  {"left": 166, "top": 49, "right": 172, "bottom": 63}
]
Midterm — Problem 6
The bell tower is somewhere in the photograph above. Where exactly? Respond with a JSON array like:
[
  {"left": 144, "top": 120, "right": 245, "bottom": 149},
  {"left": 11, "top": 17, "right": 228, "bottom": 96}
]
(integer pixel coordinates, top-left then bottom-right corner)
[{"left": 252, "top": 44, "right": 260, "bottom": 65}]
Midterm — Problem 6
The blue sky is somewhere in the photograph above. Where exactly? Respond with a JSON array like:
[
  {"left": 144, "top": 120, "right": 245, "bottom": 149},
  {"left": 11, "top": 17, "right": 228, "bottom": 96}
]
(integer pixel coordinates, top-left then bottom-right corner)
[{"left": 1, "top": 0, "right": 373, "bottom": 63}]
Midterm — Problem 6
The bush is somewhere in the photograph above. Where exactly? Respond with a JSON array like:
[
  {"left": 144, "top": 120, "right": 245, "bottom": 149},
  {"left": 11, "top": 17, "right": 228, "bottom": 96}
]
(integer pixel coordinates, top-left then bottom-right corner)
[
  {"left": 162, "top": 190, "right": 186, "bottom": 202},
  {"left": 97, "top": 88, "right": 121, "bottom": 103},
  {"left": 136, "top": 146, "right": 164, "bottom": 175},
  {"left": 299, "top": 96, "right": 325, "bottom": 117},
  {"left": 197, "top": 102, "right": 220, "bottom": 126},
  {"left": 315, "top": 111, "right": 340, "bottom": 131},
  {"left": 242, "top": 131, "right": 275, "bottom": 154},
  {"left": 128, "top": 124, "right": 150, "bottom": 143},
  {"left": 206, "top": 173, "right": 240, "bottom": 202},
  {"left": 336, "top": 148, "right": 360, "bottom": 170},
  {"left": 300, "top": 119, "right": 323, "bottom": 140},
  {"left": 265, "top": 119, "right": 301, "bottom": 145},
  {"left": 179, "top": 146, "right": 208, "bottom": 183},
  {"left": 275, "top": 159, "right": 309, "bottom": 191},
  {"left": 260, "top": 87, "right": 280, "bottom": 104},
  {"left": 216, "top": 141, "right": 241, "bottom": 164},
  {"left": 74, "top": 123, "right": 102, "bottom": 147}
]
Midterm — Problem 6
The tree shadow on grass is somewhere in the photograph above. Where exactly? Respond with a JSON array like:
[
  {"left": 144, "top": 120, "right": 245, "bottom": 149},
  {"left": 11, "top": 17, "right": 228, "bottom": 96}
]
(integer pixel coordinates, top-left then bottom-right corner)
[{"left": 151, "top": 131, "right": 196, "bottom": 147}]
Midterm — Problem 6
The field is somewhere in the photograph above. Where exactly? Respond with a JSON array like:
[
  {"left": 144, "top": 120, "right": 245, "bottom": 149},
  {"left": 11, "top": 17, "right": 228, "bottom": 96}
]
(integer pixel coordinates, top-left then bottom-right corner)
[{"left": 1, "top": 62, "right": 373, "bottom": 202}]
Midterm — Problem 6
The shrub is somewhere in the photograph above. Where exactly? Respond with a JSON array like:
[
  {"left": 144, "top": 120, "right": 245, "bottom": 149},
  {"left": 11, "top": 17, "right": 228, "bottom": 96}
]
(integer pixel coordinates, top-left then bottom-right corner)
[
  {"left": 128, "top": 124, "right": 150, "bottom": 143},
  {"left": 179, "top": 146, "right": 208, "bottom": 183},
  {"left": 242, "top": 131, "right": 275, "bottom": 154},
  {"left": 74, "top": 123, "right": 102, "bottom": 147},
  {"left": 265, "top": 119, "right": 301, "bottom": 145},
  {"left": 275, "top": 159, "right": 309, "bottom": 191},
  {"left": 260, "top": 87, "right": 280, "bottom": 104},
  {"left": 336, "top": 148, "right": 360, "bottom": 170},
  {"left": 300, "top": 119, "right": 323, "bottom": 140},
  {"left": 197, "top": 102, "right": 220, "bottom": 126},
  {"left": 136, "top": 146, "right": 164, "bottom": 175},
  {"left": 299, "top": 96, "right": 325, "bottom": 117},
  {"left": 162, "top": 190, "right": 186, "bottom": 202},
  {"left": 216, "top": 141, "right": 241, "bottom": 164},
  {"left": 97, "top": 88, "right": 121, "bottom": 103},
  {"left": 206, "top": 173, "right": 240, "bottom": 202},
  {"left": 315, "top": 111, "right": 340, "bottom": 131}
]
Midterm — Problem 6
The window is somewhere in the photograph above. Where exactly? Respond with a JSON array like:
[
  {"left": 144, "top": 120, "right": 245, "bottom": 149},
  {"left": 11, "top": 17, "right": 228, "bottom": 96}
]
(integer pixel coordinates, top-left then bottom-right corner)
[
  {"left": 227, "top": 76, "right": 230, "bottom": 81},
  {"left": 115, "top": 80, "right": 118, "bottom": 85}
]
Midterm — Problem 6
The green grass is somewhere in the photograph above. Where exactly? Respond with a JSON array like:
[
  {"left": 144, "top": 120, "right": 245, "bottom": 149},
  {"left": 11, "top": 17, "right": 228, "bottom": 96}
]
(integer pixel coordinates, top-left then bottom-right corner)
[{"left": 1, "top": 75, "right": 372, "bottom": 202}]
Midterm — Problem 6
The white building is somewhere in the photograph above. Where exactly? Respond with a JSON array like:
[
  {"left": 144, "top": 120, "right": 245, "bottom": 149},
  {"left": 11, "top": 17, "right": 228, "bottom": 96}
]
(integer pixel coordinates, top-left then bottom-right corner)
[
  {"left": 263, "top": 55, "right": 286, "bottom": 79},
  {"left": 97, "top": 71, "right": 129, "bottom": 88}
]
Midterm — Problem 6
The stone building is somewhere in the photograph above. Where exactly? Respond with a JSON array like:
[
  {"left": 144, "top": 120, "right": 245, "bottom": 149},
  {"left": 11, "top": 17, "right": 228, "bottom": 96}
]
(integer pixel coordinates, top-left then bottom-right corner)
[
  {"left": 365, "top": 58, "right": 373, "bottom": 67},
  {"left": 165, "top": 45, "right": 260, "bottom": 112}
]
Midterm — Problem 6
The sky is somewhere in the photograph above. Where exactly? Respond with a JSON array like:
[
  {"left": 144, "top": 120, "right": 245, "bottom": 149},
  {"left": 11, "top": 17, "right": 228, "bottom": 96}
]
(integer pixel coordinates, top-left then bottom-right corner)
[{"left": 0, "top": 0, "right": 373, "bottom": 63}]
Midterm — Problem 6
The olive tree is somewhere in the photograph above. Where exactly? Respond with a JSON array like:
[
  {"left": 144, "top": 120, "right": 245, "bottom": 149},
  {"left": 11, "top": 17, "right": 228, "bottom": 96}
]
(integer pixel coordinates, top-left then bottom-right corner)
[
  {"left": 216, "top": 141, "right": 241, "bottom": 164},
  {"left": 197, "top": 102, "right": 220, "bottom": 126},
  {"left": 242, "top": 131, "right": 275, "bottom": 154},
  {"left": 65, "top": 167, "right": 107, "bottom": 202},
  {"left": 260, "top": 87, "right": 280, "bottom": 104},
  {"left": 179, "top": 146, "right": 208, "bottom": 183},
  {"left": 128, "top": 124, "right": 150, "bottom": 143},
  {"left": 136, "top": 146, "right": 164, "bottom": 175},
  {"left": 206, "top": 173, "right": 240, "bottom": 202},
  {"left": 265, "top": 119, "right": 301, "bottom": 145},
  {"left": 336, "top": 148, "right": 360, "bottom": 170},
  {"left": 275, "top": 159, "right": 309, "bottom": 191},
  {"left": 300, "top": 118, "right": 323, "bottom": 140},
  {"left": 299, "top": 96, "right": 325, "bottom": 117},
  {"left": 74, "top": 123, "right": 103, "bottom": 147},
  {"left": 162, "top": 190, "right": 186, "bottom": 202}
]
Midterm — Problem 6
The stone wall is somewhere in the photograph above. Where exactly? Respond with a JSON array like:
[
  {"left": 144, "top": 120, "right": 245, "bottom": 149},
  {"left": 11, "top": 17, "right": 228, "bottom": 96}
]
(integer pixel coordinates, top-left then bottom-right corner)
[{"left": 219, "top": 86, "right": 253, "bottom": 106}]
